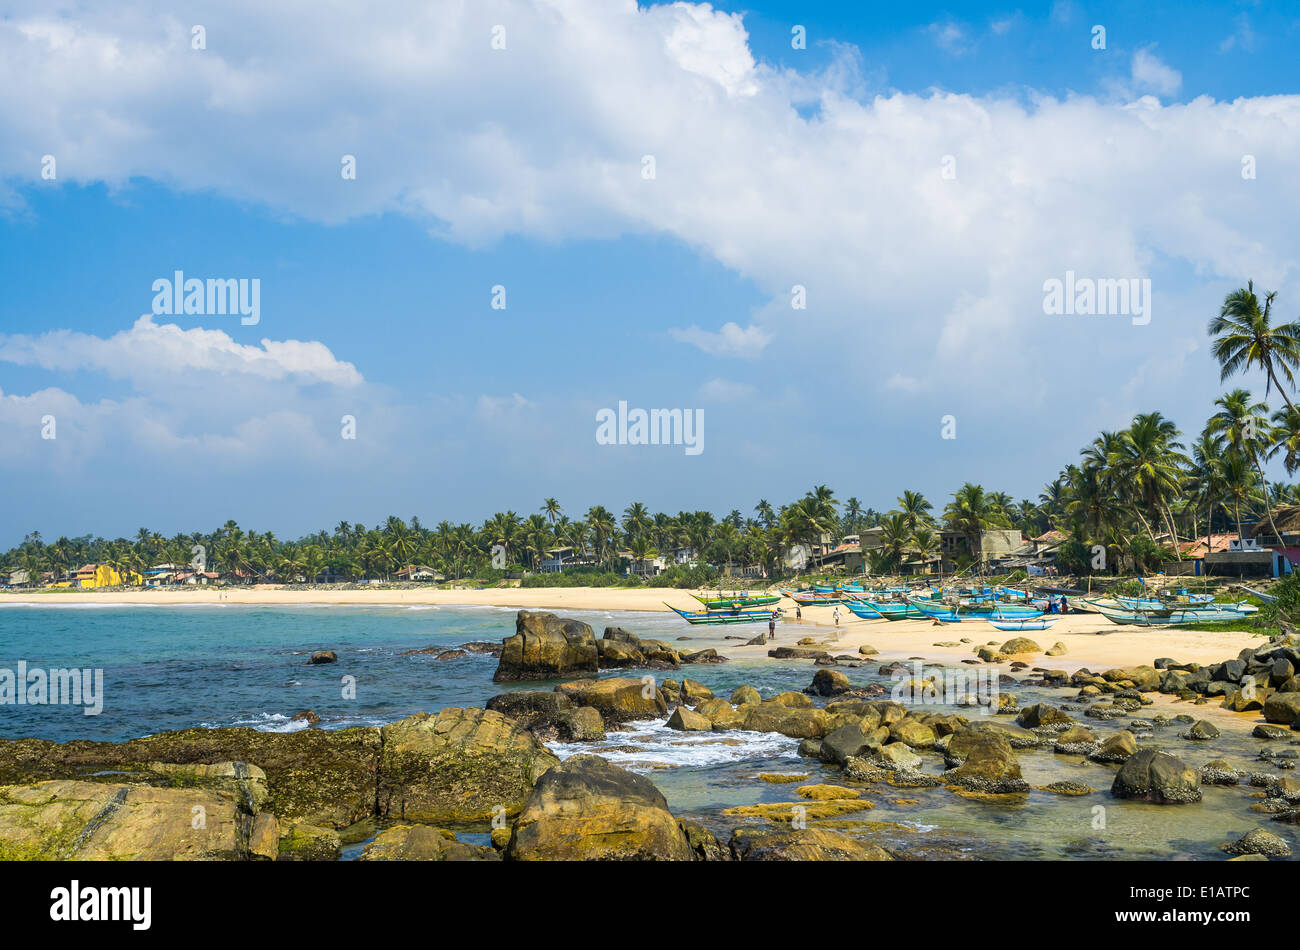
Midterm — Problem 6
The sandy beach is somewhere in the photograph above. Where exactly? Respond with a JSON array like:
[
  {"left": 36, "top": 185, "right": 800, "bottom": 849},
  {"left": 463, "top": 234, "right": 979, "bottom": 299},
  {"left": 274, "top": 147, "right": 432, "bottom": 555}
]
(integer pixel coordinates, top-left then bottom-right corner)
[{"left": 2, "top": 585, "right": 1265, "bottom": 674}]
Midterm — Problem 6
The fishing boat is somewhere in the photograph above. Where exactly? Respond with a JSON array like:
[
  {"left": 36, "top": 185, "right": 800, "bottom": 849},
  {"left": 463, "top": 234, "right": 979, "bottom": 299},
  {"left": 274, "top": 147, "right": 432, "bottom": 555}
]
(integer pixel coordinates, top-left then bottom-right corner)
[
  {"left": 665, "top": 603, "right": 778, "bottom": 625},
  {"left": 1114, "top": 594, "right": 1256, "bottom": 615},
  {"left": 908, "top": 598, "right": 1043, "bottom": 622},
  {"left": 1085, "top": 599, "right": 1253, "bottom": 626},
  {"left": 989, "top": 617, "right": 1057, "bottom": 631},
  {"left": 844, "top": 600, "right": 926, "bottom": 620},
  {"left": 788, "top": 590, "right": 849, "bottom": 606},
  {"left": 691, "top": 592, "right": 780, "bottom": 610}
]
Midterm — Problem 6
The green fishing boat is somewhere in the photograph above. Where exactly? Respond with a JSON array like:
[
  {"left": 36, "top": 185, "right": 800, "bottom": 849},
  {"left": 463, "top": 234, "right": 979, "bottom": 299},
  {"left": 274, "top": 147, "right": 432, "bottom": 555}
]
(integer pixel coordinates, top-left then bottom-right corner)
[
  {"left": 667, "top": 603, "right": 779, "bottom": 625},
  {"left": 691, "top": 592, "right": 781, "bottom": 610}
]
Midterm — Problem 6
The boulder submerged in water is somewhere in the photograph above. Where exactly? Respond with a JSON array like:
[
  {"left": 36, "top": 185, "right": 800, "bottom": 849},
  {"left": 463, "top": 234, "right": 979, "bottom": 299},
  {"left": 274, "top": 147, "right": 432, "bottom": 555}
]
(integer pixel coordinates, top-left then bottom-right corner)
[
  {"left": 307, "top": 651, "right": 337, "bottom": 665},
  {"left": 492, "top": 610, "right": 599, "bottom": 682},
  {"left": 358, "top": 824, "right": 497, "bottom": 861},
  {"left": 727, "top": 826, "right": 894, "bottom": 861},
  {"left": 1111, "top": 748, "right": 1202, "bottom": 804}
]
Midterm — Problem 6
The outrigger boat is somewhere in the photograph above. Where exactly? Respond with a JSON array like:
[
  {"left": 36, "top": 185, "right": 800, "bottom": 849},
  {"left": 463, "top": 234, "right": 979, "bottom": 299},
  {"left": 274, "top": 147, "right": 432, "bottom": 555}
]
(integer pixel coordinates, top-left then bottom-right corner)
[
  {"left": 908, "top": 598, "right": 1044, "bottom": 622},
  {"left": 989, "top": 617, "right": 1057, "bottom": 631},
  {"left": 1084, "top": 599, "right": 1253, "bottom": 626},
  {"left": 844, "top": 600, "right": 926, "bottom": 620},
  {"left": 783, "top": 589, "right": 850, "bottom": 606},
  {"left": 666, "top": 603, "right": 779, "bottom": 625},
  {"left": 1113, "top": 594, "right": 1255, "bottom": 614},
  {"left": 691, "top": 592, "right": 781, "bottom": 610}
]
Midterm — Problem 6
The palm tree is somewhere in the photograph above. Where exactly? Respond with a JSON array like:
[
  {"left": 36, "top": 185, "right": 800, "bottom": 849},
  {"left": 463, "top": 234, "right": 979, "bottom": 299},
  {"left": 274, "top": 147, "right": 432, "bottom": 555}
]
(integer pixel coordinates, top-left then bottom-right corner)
[
  {"left": 754, "top": 500, "right": 775, "bottom": 529},
  {"left": 1270, "top": 404, "right": 1300, "bottom": 476},
  {"left": 1112, "top": 413, "right": 1188, "bottom": 554},
  {"left": 541, "top": 498, "right": 562, "bottom": 525},
  {"left": 1209, "top": 281, "right": 1300, "bottom": 414},
  {"left": 1207, "top": 388, "right": 1289, "bottom": 561},
  {"left": 897, "top": 490, "right": 933, "bottom": 533},
  {"left": 877, "top": 512, "right": 911, "bottom": 568}
]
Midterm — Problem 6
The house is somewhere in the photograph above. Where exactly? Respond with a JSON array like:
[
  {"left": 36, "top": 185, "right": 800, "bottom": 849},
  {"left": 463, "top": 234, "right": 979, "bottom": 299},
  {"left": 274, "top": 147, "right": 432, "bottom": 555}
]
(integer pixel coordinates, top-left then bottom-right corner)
[
  {"left": 66, "top": 563, "right": 143, "bottom": 589},
  {"left": 394, "top": 565, "right": 443, "bottom": 582},
  {"left": 813, "top": 538, "right": 863, "bottom": 573},
  {"left": 539, "top": 546, "right": 598, "bottom": 573},
  {"left": 619, "top": 552, "right": 667, "bottom": 577},
  {"left": 939, "top": 529, "right": 1023, "bottom": 572},
  {"left": 1248, "top": 506, "right": 1300, "bottom": 569},
  {"left": 3, "top": 569, "right": 32, "bottom": 588}
]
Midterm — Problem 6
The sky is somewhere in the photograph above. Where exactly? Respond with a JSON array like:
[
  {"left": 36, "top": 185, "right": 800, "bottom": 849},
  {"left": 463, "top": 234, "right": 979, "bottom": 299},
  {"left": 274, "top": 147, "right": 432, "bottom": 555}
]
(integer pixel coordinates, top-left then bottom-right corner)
[{"left": 1, "top": 0, "right": 1299, "bottom": 545}]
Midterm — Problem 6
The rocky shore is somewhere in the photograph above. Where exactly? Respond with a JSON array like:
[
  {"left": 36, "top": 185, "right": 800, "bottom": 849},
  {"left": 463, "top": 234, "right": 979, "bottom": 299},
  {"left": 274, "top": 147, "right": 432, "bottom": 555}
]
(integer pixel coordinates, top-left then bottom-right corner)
[{"left": 1, "top": 609, "right": 1296, "bottom": 861}]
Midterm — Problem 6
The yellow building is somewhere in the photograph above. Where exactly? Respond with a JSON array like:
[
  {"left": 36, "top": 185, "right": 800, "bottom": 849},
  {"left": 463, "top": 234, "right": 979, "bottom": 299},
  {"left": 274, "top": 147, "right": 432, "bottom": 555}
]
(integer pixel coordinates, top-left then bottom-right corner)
[{"left": 64, "top": 563, "right": 143, "bottom": 588}]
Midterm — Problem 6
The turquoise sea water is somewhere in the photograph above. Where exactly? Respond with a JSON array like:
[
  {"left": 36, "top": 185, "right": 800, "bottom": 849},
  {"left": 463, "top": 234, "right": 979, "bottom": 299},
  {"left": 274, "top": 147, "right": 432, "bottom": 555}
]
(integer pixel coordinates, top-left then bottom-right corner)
[{"left": 0, "top": 603, "right": 1294, "bottom": 860}]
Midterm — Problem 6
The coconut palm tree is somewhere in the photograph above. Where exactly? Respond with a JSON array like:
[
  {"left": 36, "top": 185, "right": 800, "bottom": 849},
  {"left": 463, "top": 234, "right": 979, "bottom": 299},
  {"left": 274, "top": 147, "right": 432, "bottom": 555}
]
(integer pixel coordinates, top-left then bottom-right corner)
[
  {"left": 897, "top": 490, "right": 933, "bottom": 533},
  {"left": 1208, "top": 388, "right": 1288, "bottom": 562},
  {"left": 1209, "top": 281, "right": 1300, "bottom": 414},
  {"left": 541, "top": 498, "right": 562, "bottom": 524}
]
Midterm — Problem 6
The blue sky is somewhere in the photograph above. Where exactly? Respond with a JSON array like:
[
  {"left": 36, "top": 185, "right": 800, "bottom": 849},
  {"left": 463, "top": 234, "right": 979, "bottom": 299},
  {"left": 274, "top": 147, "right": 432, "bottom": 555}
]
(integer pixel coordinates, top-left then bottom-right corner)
[{"left": 1, "top": 0, "right": 1299, "bottom": 544}]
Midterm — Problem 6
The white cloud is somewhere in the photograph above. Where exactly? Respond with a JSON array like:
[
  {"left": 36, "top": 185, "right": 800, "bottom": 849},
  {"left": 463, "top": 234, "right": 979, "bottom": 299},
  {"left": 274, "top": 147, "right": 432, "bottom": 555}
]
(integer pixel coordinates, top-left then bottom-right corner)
[
  {"left": 0, "top": 315, "right": 362, "bottom": 387},
  {"left": 669, "top": 322, "right": 772, "bottom": 358},
  {"left": 1130, "top": 47, "right": 1182, "bottom": 97},
  {"left": 927, "top": 20, "right": 970, "bottom": 55}
]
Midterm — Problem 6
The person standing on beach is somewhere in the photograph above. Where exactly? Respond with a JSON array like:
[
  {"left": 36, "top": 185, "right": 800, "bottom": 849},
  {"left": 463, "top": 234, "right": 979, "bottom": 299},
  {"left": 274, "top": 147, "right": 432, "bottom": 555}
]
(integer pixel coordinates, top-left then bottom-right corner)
[
  {"left": 768, "top": 611, "right": 776, "bottom": 641},
  {"left": 795, "top": 604, "right": 802, "bottom": 620},
  {"left": 833, "top": 605, "right": 841, "bottom": 629}
]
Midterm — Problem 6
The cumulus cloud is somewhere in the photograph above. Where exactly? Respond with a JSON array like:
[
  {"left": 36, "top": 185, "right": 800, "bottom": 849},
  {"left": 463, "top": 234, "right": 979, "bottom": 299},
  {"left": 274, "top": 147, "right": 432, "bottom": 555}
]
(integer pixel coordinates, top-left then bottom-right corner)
[{"left": 0, "top": 316, "right": 363, "bottom": 387}]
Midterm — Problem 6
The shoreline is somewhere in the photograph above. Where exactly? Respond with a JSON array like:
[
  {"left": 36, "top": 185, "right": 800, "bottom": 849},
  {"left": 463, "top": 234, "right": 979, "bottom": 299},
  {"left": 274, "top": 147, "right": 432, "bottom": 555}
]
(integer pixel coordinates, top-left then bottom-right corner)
[{"left": 0, "top": 584, "right": 1266, "bottom": 673}]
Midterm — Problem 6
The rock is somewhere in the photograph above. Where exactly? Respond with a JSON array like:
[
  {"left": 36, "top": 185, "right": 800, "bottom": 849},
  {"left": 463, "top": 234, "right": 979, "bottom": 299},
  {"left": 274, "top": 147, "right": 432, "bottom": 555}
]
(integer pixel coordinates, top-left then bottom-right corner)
[
  {"left": 596, "top": 638, "right": 646, "bottom": 668},
  {"left": 889, "top": 719, "right": 937, "bottom": 750},
  {"left": 743, "top": 704, "right": 827, "bottom": 739},
  {"left": 678, "top": 819, "right": 730, "bottom": 861},
  {"left": 730, "top": 685, "right": 761, "bottom": 705},
  {"left": 746, "top": 634, "right": 767, "bottom": 646},
  {"left": 377, "top": 708, "right": 560, "bottom": 823},
  {"left": 858, "top": 645, "right": 879, "bottom": 656},
  {"left": 794, "top": 784, "right": 861, "bottom": 800},
  {"left": 1053, "top": 725, "right": 1098, "bottom": 754},
  {"left": 680, "top": 679, "right": 714, "bottom": 704},
  {"left": 1100, "top": 666, "right": 1161, "bottom": 691},
  {"left": 308, "top": 651, "right": 337, "bottom": 665},
  {"left": 1263, "top": 692, "right": 1300, "bottom": 725},
  {"left": 820, "top": 723, "right": 877, "bottom": 765},
  {"left": 484, "top": 690, "right": 574, "bottom": 731},
  {"left": 493, "top": 610, "right": 599, "bottom": 682},
  {"left": 1222, "top": 687, "right": 1271, "bottom": 713},
  {"left": 768, "top": 647, "right": 830, "bottom": 660},
  {"left": 806, "top": 669, "right": 851, "bottom": 697},
  {"left": 1200, "top": 759, "right": 1241, "bottom": 786},
  {"left": 555, "top": 707, "right": 605, "bottom": 742},
  {"left": 1222, "top": 828, "right": 1291, "bottom": 857},
  {"left": 945, "top": 734, "right": 1028, "bottom": 793},
  {"left": 277, "top": 821, "right": 341, "bottom": 861},
  {"left": 728, "top": 827, "right": 893, "bottom": 861},
  {"left": 0, "top": 727, "right": 380, "bottom": 830},
  {"left": 1039, "top": 781, "right": 1095, "bottom": 796},
  {"left": 291, "top": 710, "right": 321, "bottom": 726},
  {"left": 435, "top": 649, "right": 469, "bottom": 661},
  {"left": 505, "top": 755, "right": 693, "bottom": 861},
  {"left": 1045, "top": 642, "right": 1068, "bottom": 657},
  {"left": 359, "top": 825, "right": 496, "bottom": 861},
  {"left": 1271, "top": 658, "right": 1295, "bottom": 686},
  {"left": 1254, "top": 724, "right": 1291, "bottom": 741},
  {"left": 1016, "top": 703, "right": 1074, "bottom": 729},
  {"left": 1111, "top": 749, "right": 1202, "bottom": 804},
  {"left": 999, "top": 637, "right": 1041, "bottom": 655},
  {"left": 769, "top": 691, "right": 814, "bottom": 708},
  {"left": 563, "top": 677, "right": 668, "bottom": 725},
  {"left": 976, "top": 646, "right": 1006, "bottom": 663},
  {"left": 1089, "top": 730, "right": 1138, "bottom": 763},
  {"left": 666, "top": 706, "right": 712, "bottom": 732},
  {"left": 873, "top": 742, "right": 923, "bottom": 771},
  {"left": 1183, "top": 720, "right": 1220, "bottom": 741},
  {"left": 682, "top": 649, "right": 725, "bottom": 664},
  {"left": 0, "top": 780, "right": 278, "bottom": 860}
]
